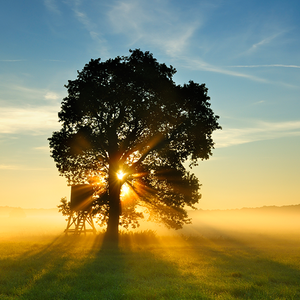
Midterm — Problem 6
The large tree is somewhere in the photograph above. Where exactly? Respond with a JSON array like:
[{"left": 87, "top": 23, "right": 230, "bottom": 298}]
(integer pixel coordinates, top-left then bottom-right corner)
[{"left": 49, "top": 49, "right": 221, "bottom": 239}]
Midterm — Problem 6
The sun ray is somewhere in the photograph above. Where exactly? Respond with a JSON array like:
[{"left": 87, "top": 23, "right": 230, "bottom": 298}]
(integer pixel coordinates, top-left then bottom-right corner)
[{"left": 117, "top": 170, "right": 126, "bottom": 180}]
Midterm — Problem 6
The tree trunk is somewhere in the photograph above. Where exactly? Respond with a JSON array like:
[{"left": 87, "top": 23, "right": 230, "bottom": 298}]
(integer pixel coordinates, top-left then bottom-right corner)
[
  {"left": 105, "top": 168, "right": 122, "bottom": 244},
  {"left": 106, "top": 196, "right": 121, "bottom": 241}
]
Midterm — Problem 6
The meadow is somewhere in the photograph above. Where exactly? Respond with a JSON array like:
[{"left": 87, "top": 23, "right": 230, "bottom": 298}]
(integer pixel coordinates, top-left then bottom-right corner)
[{"left": 1, "top": 208, "right": 300, "bottom": 299}]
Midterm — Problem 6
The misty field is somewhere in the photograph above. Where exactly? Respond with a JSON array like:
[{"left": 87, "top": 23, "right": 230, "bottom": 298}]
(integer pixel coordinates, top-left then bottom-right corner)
[
  {"left": 1, "top": 231, "right": 300, "bottom": 300},
  {"left": 1, "top": 207, "right": 300, "bottom": 299}
]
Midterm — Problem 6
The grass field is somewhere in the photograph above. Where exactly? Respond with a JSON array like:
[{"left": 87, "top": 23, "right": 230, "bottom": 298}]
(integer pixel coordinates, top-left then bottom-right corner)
[{"left": 1, "top": 230, "right": 300, "bottom": 300}]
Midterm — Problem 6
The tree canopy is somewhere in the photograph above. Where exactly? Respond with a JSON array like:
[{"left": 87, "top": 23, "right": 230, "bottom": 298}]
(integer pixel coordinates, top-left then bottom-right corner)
[{"left": 49, "top": 49, "right": 221, "bottom": 238}]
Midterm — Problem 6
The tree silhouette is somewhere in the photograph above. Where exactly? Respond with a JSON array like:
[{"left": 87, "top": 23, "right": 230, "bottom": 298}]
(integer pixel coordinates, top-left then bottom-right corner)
[{"left": 48, "top": 49, "right": 221, "bottom": 239}]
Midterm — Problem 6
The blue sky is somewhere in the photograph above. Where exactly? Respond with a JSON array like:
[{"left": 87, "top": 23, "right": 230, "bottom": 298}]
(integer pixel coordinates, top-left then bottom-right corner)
[{"left": 0, "top": 0, "right": 299, "bottom": 209}]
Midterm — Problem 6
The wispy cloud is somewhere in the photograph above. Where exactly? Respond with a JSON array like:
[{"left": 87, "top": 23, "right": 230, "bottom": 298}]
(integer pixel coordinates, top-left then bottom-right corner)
[
  {"left": 178, "top": 57, "right": 300, "bottom": 88},
  {"left": 108, "top": 1, "right": 155, "bottom": 37},
  {"left": 229, "top": 64, "right": 300, "bottom": 69},
  {"left": 43, "top": 59, "right": 66, "bottom": 62},
  {"left": 155, "top": 23, "right": 199, "bottom": 57},
  {"left": 0, "top": 164, "right": 52, "bottom": 171},
  {"left": 107, "top": 0, "right": 200, "bottom": 56},
  {"left": 214, "top": 120, "right": 300, "bottom": 148},
  {"left": 34, "top": 146, "right": 49, "bottom": 151},
  {"left": 73, "top": 5, "right": 93, "bottom": 29},
  {"left": 246, "top": 32, "right": 284, "bottom": 53},
  {"left": 0, "top": 82, "right": 64, "bottom": 103},
  {"left": 44, "top": 92, "right": 60, "bottom": 100},
  {"left": 44, "top": 0, "right": 61, "bottom": 15},
  {"left": 0, "top": 106, "right": 60, "bottom": 134},
  {"left": 181, "top": 57, "right": 270, "bottom": 83},
  {"left": 68, "top": 0, "right": 108, "bottom": 55},
  {"left": 0, "top": 60, "right": 26, "bottom": 62},
  {"left": 0, "top": 164, "right": 19, "bottom": 170}
]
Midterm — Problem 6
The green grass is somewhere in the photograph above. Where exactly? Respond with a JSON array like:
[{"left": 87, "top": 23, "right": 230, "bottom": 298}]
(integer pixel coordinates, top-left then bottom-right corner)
[{"left": 0, "top": 232, "right": 300, "bottom": 299}]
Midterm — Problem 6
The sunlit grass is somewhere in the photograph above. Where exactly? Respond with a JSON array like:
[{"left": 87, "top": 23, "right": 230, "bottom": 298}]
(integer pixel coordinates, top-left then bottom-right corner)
[{"left": 0, "top": 231, "right": 300, "bottom": 299}]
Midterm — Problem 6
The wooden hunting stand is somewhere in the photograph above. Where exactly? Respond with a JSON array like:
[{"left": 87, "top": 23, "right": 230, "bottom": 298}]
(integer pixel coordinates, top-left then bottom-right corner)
[{"left": 64, "top": 185, "right": 97, "bottom": 235}]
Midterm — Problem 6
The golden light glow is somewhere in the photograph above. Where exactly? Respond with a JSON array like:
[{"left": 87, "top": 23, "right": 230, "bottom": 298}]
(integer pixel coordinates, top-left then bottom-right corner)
[
  {"left": 121, "top": 183, "right": 130, "bottom": 195},
  {"left": 117, "top": 170, "right": 126, "bottom": 180}
]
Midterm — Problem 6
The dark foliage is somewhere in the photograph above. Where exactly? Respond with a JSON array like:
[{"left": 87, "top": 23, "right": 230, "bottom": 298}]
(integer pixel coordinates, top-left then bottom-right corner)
[{"left": 49, "top": 49, "right": 221, "bottom": 236}]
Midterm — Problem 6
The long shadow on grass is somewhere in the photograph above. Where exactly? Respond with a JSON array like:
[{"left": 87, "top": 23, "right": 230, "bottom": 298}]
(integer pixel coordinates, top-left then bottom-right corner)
[
  {"left": 0, "top": 235, "right": 95, "bottom": 299},
  {"left": 1, "top": 233, "right": 215, "bottom": 300},
  {"left": 179, "top": 232, "right": 300, "bottom": 299},
  {"left": 2, "top": 232, "right": 300, "bottom": 300}
]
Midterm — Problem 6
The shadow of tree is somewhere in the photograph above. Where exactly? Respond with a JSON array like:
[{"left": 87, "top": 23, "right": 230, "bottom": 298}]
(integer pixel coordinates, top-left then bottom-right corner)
[
  {"left": 165, "top": 233, "right": 300, "bottom": 299},
  {"left": 0, "top": 235, "right": 214, "bottom": 299},
  {"left": 1, "top": 233, "right": 300, "bottom": 299}
]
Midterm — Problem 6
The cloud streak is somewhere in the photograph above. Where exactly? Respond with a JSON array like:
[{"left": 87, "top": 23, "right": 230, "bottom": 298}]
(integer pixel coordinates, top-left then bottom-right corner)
[
  {"left": 0, "top": 164, "right": 52, "bottom": 171},
  {"left": 178, "top": 57, "right": 300, "bottom": 88},
  {"left": 0, "top": 106, "right": 60, "bottom": 134},
  {"left": 181, "top": 57, "right": 270, "bottom": 83},
  {"left": 213, "top": 120, "right": 300, "bottom": 148},
  {"left": 0, "top": 82, "right": 64, "bottom": 104},
  {"left": 0, "top": 164, "right": 19, "bottom": 170},
  {"left": 229, "top": 64, "right": 300, "bottom": 69},
  {"left": 0, "top": 60, "right": 26, "bottom": 62},
  {"left": 67, "top": 0, "right": 108, "bottom": 55},
  {"left": 44, "top": 0, "right": 61, "bottom": 15},
  {"left": 246, "top": 31, "right": 284, "bottom": 54},
  {"left": 107, "top": 0, "right": 200, "bottom": 56}
]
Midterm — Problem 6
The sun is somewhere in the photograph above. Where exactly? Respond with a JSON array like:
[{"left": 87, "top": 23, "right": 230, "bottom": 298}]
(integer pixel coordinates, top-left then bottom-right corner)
[{"left": 117, "top": 170, "right": 126, "bottom": 180}]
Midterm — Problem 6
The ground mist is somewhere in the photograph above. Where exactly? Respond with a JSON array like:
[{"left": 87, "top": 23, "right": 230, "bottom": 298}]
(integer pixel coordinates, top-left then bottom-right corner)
[{"left": 0, "top": 206, "right": 300, "bottom": 299}]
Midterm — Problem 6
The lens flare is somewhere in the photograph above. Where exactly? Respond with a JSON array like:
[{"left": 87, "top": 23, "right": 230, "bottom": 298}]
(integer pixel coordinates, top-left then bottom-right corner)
[
  {"left": 121, "top": 184, "right": 130, "bottom": 195},
  {"left": 117, "top": 170, "right": 125, "bottom": 180}
]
